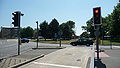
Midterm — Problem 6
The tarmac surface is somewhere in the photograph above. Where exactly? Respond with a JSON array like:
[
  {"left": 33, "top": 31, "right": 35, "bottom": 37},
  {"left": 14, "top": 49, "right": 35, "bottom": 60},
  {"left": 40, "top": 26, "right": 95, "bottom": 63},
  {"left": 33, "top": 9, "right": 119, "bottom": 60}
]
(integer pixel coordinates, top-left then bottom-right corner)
[{"left": 95, "top": 47, "right": 120, "bottom": 68}]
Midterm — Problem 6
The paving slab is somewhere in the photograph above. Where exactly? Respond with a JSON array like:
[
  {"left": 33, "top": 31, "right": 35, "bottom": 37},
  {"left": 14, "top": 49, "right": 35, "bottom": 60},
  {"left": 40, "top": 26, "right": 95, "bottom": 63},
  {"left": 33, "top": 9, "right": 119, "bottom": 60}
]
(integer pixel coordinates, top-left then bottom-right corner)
[{"left": 19, "top": 47, "right": 91, "bottom": 68}]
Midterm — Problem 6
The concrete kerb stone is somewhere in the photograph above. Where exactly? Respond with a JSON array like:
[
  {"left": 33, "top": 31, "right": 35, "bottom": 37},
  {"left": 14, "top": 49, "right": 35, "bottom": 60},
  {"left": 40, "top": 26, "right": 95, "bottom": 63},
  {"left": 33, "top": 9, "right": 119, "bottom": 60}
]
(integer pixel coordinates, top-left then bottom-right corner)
[
  {"left": 0, "top": 55, "right": 18, "bottom": 62},
  {"left": 9, "top": 54, "right": 45, "bottom": 68},
  {"left": 32, "top": 46, "right": 66, "bottom": 49},
  {"left": 89, "top": 44, "right": 95, "bottom": 68}
]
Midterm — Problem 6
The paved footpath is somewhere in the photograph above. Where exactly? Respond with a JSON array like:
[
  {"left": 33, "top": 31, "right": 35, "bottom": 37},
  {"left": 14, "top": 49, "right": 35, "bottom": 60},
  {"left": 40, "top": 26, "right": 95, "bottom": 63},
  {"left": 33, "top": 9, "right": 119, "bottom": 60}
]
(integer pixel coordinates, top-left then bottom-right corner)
[
  {"left": 0, "top": 46, "right": 59, "bottom": 68},
  {"left": 17, "top": 47, "right": 91, "bottom": 68}
]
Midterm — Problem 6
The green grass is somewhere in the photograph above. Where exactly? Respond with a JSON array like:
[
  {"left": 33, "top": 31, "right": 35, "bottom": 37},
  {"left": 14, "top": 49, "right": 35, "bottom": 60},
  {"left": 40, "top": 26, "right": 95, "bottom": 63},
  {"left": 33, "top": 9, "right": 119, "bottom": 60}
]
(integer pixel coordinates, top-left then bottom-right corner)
[
  {"left": 100, "top": 40, "right": 120, "bottom": 45},
  {"left": 31, "top": 39, "right": 120, "bottom": 45},
  {"left": 31, "top": 39, "right": 77, "bottom": 44}
]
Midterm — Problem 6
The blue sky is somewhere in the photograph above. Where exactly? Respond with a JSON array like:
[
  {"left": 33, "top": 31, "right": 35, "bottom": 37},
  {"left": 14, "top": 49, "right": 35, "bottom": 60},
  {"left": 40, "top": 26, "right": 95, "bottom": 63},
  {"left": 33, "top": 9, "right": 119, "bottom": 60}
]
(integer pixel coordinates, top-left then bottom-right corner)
[{"left": 0, "top": 0, "right": 119, "bottom": 35}]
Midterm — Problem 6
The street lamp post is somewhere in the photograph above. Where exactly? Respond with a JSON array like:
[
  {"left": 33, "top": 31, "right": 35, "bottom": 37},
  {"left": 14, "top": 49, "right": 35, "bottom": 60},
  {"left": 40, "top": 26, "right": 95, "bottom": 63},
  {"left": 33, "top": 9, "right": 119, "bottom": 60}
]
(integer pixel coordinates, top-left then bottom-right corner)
[{"left": 36, "top": 21, "right": 38, "bottom": 48}]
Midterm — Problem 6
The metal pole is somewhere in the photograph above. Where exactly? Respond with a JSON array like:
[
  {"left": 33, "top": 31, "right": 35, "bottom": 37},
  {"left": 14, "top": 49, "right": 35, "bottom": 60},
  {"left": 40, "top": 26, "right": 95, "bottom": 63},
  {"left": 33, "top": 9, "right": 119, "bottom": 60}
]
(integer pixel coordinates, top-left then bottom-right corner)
[
  {"left": 96, "top": 34, "right": 99, "bottom": 60},
  {"left": 18, "top": 27, "right": 20, "bottom": 55},
  {"left": 60, "top": 34, "right": 61, "bottom": 47},
  {"left": 96, "top": 27, "right": 100, "bottom": 60},
  {"left": 110, "top": 37, "right": 112, "bottom": 49},
  {"left": 18, "top": 12, "right": 20, "bottom": 55},
  {"left": 36, "top": 21, "right": 38, "bottom": 48}
]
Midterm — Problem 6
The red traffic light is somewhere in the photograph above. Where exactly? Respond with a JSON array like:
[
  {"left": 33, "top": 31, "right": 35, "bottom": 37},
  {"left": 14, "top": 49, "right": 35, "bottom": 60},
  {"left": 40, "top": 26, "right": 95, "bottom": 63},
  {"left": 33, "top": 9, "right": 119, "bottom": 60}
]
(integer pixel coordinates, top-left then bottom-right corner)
[
  {"left": 95, "top": 9, "right": 99, "bottom": 13},
  {"left": 93, "top": 7, "right": 101, "bottom": 25}
]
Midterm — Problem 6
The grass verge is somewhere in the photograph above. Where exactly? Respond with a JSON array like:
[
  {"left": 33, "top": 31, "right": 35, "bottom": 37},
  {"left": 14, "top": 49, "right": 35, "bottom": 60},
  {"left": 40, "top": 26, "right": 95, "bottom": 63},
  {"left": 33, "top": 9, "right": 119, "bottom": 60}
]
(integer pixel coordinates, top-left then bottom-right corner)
[{"left": 31, "top": 39, "right": 77, "bottom": 44}]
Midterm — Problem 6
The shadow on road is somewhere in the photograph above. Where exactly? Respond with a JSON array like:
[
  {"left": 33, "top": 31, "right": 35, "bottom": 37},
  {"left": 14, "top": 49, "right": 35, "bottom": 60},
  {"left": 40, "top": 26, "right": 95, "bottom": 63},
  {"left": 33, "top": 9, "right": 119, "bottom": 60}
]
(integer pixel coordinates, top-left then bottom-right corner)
[{"left": 94, "top": 59, "right": 106, "bottom": 68}]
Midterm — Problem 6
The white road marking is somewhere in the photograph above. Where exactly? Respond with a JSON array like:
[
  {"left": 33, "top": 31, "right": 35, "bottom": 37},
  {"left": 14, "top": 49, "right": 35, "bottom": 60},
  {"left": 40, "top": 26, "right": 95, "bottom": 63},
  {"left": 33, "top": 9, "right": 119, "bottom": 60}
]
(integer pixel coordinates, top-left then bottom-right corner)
[
  {"left": 33, "top": 62, "right": 81, "bottom": 68},
  {"left": 95, "top": 52, "right": 110, "bottom": 57},
  {"left": 113, "top": 46, "right": 120, "bottom": 48}
]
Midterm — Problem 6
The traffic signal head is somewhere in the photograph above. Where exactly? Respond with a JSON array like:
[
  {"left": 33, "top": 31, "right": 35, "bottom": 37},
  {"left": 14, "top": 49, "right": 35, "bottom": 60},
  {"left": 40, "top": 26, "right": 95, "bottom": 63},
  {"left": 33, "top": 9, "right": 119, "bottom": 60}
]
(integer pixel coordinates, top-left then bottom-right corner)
[
  {"left": 12, "top": 11, "right": 20, "bottom": 27},
  {"left": 93, "top": 7, "right": 101, "bottom": 25}
]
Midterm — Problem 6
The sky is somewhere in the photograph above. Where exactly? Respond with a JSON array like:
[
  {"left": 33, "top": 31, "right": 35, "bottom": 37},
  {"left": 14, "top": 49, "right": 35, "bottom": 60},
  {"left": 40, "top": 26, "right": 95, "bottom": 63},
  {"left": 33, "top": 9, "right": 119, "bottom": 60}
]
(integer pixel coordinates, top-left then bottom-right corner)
[{"left": 0, "top": 0, "right": 119, "bottom": 35}]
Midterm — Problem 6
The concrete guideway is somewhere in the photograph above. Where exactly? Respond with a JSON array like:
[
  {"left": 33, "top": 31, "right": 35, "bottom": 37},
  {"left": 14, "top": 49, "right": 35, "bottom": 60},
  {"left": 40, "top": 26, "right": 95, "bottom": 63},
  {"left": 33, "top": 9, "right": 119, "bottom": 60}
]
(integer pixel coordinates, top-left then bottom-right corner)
[{"left": 18, "top": 47, "right": 92, "bottom": 68}]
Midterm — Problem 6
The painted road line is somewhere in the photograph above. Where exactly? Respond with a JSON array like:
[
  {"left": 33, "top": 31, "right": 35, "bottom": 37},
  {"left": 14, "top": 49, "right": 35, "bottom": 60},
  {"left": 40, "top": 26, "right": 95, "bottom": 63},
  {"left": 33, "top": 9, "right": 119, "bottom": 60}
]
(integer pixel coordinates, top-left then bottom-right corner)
[
  {"left": 33, "top": 62, "right": 81, "bottom": 68},
  {"left": 95, "top": 52, "right": 110, "bottom": 58},
  {"left": 113, "top": 46, "right": 120, "bottom": 48}
]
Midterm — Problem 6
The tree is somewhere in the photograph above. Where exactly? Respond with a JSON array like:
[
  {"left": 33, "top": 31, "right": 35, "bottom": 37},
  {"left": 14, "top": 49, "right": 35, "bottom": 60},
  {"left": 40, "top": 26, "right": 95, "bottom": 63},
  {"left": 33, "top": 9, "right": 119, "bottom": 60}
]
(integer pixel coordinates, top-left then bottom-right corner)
[
  {"left": 20, "top": 26, "right": 34, "bottom": 38},
  {"left": 111, "top": 3, "right": 120, "bottom": 39},
  {"left": 61, "top": 24, "right": 72, "bottom": 39},
  {"left": 83, "top": 18, "right": 95, "bottom": 38},
  {"left": 80, "top": 32, "right": 90, "bottom": 38},
  {"left": 49, "top": 18, "right": 59, "bottom": 39},
  {"left": 66, "top": 21, "right": 75, "bottom": 29},
  {"left": 59, "top": 20, "right": 75, "bottom": 40},
  {"left": 40, "top": 21, "right": 49, "bottom": 40},
  {"left": 81, "top": 17, "right": 111, "bottom": 38}
]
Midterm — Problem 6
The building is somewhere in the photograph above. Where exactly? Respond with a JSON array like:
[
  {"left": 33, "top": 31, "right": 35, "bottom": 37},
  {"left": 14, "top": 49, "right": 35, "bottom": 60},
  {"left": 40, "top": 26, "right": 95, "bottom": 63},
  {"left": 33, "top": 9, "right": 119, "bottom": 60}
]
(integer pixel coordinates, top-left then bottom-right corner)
[{"left": 1, "top": 27, "right": 18, "bottom": 39}]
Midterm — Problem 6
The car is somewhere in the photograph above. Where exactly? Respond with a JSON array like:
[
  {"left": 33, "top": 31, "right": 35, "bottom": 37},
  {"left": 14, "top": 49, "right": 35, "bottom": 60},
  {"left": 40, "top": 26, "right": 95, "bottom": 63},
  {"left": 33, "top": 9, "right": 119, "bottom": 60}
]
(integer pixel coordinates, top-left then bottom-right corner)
[
  {"left": 70, "top": 38, "right": 93, "bottom": 46},
  {"left": 21, "top": 38, "right": 29, "bottom": 43}
]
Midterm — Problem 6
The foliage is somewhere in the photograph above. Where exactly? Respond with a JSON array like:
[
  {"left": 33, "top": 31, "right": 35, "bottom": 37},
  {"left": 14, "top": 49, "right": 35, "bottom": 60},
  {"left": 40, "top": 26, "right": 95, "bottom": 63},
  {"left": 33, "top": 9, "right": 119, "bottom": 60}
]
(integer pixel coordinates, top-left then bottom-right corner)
[
  {"left": 80, "top": 32, "right": 90, "bottom": 38},
  {"left": 39, "top": 19, "right": 75, "bottom": 40},
  {"left": 81, "top": 3, "right": 120, "bottom": 40},
  {"left": 20, "top": 26, "right": 34, "bottom": 38},
  {"left": 49, "top": 18, "right": 59, "bottom": 39},
  {"left": 111, "top": 3, "right": 120, "bottom": 39},
  {"left": 39, "top": 21, "right": 49, "bottom": 40},
  {"left": 60, "top": 21, "right": 75, "bottom": 40}
]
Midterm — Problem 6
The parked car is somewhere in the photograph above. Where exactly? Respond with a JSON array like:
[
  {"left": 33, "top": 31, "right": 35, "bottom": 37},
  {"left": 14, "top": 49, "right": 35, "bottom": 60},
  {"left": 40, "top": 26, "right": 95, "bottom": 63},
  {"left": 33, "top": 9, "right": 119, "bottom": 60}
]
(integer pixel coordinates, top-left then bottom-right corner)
[
  {"left": 21, "top": 38, "right": 29, "bottom": 43},
  {"left": 70, "top": 38, "right": 94, "bottom": 46}
]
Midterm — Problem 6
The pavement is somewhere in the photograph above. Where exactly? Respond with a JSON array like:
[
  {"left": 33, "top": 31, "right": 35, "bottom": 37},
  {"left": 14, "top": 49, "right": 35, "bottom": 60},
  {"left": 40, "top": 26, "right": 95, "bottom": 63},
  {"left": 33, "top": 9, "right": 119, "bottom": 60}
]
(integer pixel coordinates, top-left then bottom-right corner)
[
  {"left": 0, "top": 46, "right": 61, "bottom": 68},
  {"left": 14, "top": 47, "right": 92, "bottom": 68}
]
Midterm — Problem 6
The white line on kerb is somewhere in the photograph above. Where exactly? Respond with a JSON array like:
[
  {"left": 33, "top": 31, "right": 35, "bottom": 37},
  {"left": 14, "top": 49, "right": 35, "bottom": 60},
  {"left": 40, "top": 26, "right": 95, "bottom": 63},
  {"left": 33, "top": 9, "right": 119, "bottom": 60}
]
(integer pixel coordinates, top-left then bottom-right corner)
[{"left": 33, "top": 62, "right": 81, "bottom": 68}]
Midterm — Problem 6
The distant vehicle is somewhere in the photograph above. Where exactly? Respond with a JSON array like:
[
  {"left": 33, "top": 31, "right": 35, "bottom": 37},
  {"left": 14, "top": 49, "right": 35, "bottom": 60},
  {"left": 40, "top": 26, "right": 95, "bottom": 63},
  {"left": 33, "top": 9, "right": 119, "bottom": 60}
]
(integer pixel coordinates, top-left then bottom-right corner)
[
  {"left": 70, "top": 38, "right": 93, "bottom": 46},
  {"left": 21, "top": 38, "right": 29, "bottom": 43},
  {"left": 38, "top": 36, "right": 44, "bottom": 39}
]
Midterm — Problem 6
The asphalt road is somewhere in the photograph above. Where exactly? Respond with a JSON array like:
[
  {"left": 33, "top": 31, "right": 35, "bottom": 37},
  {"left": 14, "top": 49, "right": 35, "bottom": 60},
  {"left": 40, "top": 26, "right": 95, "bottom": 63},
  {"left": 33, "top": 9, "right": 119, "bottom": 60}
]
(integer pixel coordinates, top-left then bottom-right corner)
[
  {"left": 0, "top": 39, "right": 72, "bottom": 58},
  {"left": 95, "top": 45, "right": 120, "bottom": 68},
  {"left": 100, "top": 48, "right": 120, "bottom": 68}
]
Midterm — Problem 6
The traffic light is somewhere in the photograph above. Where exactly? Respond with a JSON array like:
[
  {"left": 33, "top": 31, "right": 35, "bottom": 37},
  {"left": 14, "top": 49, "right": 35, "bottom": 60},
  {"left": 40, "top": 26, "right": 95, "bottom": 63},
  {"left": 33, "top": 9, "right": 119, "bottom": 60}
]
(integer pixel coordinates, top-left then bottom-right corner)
[
  {"left": 93, "top": 7, "right": 101, "bottom": 25},
  {"left": 12, "top": 11, "right": 20, "bottom": 27}
]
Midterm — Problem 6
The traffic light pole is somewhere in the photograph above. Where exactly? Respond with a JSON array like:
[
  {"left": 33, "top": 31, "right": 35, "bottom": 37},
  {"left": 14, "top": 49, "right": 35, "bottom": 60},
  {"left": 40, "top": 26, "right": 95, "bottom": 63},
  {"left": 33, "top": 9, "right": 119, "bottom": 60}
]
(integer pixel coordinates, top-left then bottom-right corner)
[
  {"left": 17, "top": 12, "right": 21, "bottom": 55},
  {"left": 59, "top": 34, "right": 61, "bottom": 47},
  {"left": 18, "top": 26, "right": 20, "bottom": 55},
  {"left": 95, "top": 26, "right": 100, "bottom": 60},
  {"left": 93, "top": 7, "right": 101, "bottom": 60},
  {"left": 36, "top": 21, "right": 38, "bottom": 48},
  {"left": 12, "top": 11, "right": 24, "bottom": 55},
  {"left": 96, "top": 30, "right": 99, "bottom": 60}
]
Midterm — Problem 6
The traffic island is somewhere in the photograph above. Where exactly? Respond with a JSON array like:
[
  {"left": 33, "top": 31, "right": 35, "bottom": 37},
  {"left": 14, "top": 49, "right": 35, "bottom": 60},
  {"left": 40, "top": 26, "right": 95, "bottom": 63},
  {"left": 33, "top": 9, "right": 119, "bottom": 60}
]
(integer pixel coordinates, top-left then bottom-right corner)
[{"left": 17, "top": 47, "right": 92, "bottom": 68}]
